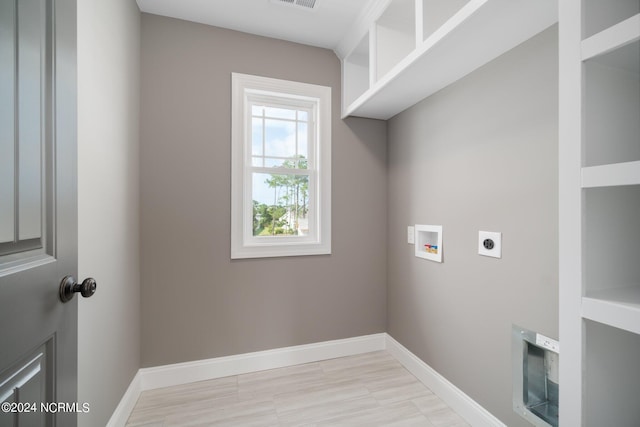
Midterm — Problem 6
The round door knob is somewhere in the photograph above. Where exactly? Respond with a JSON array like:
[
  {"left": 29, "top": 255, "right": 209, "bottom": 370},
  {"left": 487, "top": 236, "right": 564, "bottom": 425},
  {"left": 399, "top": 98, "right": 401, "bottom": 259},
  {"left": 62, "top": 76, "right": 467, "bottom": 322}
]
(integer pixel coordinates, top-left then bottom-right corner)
[{"left": 59, "top": 276, "right": 97, "bottom": 303}]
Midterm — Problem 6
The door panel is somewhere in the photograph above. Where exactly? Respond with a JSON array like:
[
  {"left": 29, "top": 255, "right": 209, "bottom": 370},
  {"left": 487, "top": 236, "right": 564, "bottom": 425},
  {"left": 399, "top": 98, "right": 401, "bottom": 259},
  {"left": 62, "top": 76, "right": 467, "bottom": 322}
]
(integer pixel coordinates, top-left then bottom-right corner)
[
  {"left": 0, "top": 0, "right": 47, "bottom": 257},
  {"left": 0, "top": 343, "right": 52, "bottom": 427},
  {"left": 0, "top": 0, "right": 77, "bottom": 426},
  {"left": 0, "top": 0, "right": 16, "bottom": 245},
  {"left": 17, "top": 0, "right": 44, "bottom": 242}
]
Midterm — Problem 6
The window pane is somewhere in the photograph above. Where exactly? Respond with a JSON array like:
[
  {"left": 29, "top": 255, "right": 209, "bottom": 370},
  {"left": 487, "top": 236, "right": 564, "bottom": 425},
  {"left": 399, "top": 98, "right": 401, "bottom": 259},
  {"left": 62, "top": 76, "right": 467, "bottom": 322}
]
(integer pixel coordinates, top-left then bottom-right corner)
[
  {"left": 260, "top": 156, "right": 308, "bottom": 169},
  {"left": 298, "top": 110, "right": 308, "bottom": 122},
  {"left": 265, "top": 119, "right": 296, "bottom": 158},
  {"left": 252, "top": 118, "right": 263, "bottom": 156},
  {"left": 264, "top": 158, "right": 285, "bottom": 168},
  {"left": 298, "top": 122, "right": 308, "bottom": 159},
  {"left": 252, "top": 172, "right": 310, "bottom": 237},
  {"left": 251, "top": 105, "right": 264, "bottom": 116},
  {"left": 252, "top": 157, "right": 263, "bottom": 167},
  {"left": 262, "top": 156, "right": 308, "bottom": 169},
  {"left": 264, "top": 106, "right": 296, "bottom": 120},
  {"left": 288, "top": 157, "right": 308, "bottom": 169}
]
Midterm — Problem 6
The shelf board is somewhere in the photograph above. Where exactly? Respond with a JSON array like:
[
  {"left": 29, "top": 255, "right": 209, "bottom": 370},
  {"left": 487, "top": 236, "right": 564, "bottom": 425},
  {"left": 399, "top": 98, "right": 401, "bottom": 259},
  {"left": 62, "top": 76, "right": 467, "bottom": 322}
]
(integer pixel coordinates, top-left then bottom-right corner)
[
  {"left": 582, "top": 161, "right": 640, "bottom": 188},
  {"left": 582, "top": 13, "right": 640, "bottom": 61},
  {"left": 342, "top": 0, "right": 557, "bottom": 119},
  {"left": 582, "top": 286, "right": 640, "bottom": 335}
]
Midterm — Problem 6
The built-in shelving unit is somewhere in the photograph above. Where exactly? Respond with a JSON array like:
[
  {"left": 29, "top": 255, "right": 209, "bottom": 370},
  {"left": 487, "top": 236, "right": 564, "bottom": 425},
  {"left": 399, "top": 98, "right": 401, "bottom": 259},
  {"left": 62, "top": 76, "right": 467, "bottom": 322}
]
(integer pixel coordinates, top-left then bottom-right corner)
[
  {"left": 338, "top": 0, "right": 557, "bottom": 119},
  {"left": 560, "top": 0, "right": 640, "bottom": 424}
]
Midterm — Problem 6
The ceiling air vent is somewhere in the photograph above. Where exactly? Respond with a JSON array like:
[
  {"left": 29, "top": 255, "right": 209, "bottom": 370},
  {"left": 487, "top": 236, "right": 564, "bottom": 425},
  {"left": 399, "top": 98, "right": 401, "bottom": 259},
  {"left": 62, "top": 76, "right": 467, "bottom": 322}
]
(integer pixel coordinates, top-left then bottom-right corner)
[
  {"left": 294, "top": 0, "right": 317, "bottom": 8},
  {"left": 271, "top": 0, "right": 318, "bottom": 10}
]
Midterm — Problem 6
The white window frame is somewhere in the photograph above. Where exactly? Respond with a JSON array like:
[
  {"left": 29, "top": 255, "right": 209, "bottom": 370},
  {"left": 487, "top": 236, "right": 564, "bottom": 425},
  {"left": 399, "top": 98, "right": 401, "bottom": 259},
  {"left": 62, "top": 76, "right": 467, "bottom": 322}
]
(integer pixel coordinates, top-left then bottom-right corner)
[{"left": 231, "top": 73, "right": 331, "bottom": 259}]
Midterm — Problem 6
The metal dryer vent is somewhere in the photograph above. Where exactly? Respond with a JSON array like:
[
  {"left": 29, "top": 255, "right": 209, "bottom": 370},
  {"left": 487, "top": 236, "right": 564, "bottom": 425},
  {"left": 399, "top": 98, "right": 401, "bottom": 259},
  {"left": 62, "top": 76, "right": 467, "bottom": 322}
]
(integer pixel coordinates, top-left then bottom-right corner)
[
  {"left": 271, "top": 0, "right": 318, "bottom": 10},
  {"left": 512, "top": 325, "right": 560, "bottom": 427}
]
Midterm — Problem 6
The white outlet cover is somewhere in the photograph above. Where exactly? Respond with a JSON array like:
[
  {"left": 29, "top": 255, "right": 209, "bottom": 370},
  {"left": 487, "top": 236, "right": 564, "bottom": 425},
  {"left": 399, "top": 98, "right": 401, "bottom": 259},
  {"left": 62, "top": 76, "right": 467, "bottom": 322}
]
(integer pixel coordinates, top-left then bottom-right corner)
[
  {"left": 478, "top": 231, "right": 502, "bottom": 258},
  {"left": 407, "top": 226, "right": 415, "bottom": 244}
]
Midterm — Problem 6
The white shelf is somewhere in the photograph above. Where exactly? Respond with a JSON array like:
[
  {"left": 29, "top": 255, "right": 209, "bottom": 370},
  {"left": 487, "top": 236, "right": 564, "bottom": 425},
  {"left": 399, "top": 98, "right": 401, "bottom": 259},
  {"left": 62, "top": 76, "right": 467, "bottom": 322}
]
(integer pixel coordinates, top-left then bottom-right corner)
[
  {"left": 341, "top": 0, "right": 557, "bottom": 119},
  {"left": 582, "top": 14, "right": 640, "bottom": 61},
  {"left": 582, "top": 286, "right": 640, "bottom": 335},
  {"left": 582, "top": 161, "right": 640, "bottom": 188}
]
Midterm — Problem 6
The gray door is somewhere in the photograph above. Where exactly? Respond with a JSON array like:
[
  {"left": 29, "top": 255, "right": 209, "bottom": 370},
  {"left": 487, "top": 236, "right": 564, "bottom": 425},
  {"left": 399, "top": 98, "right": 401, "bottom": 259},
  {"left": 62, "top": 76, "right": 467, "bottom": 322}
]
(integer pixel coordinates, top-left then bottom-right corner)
[{"left": 0, "top": 0, "right": 79, "bottom": 426}]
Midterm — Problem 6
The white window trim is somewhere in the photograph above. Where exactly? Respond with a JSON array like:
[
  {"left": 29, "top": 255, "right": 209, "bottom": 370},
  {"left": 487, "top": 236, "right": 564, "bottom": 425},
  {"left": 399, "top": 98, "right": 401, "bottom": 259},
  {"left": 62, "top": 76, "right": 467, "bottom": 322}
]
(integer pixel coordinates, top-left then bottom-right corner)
[{"left": 231, "top": 73, "right": 331, "bottom": 259}]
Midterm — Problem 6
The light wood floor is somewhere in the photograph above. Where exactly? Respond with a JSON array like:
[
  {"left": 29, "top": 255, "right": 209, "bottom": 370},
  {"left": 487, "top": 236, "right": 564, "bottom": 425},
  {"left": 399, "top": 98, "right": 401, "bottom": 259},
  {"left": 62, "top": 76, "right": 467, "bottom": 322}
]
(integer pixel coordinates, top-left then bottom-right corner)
[{"left": 126, "top": 351, "right": 470, "bottom": 426}]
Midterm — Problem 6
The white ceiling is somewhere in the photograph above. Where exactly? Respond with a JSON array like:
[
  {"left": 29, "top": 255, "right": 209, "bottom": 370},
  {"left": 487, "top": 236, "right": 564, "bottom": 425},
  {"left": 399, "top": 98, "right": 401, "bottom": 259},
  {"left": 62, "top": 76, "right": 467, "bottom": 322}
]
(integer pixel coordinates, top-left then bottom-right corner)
[{"left": 136, "top": 0, "right": 374, "bottom": 51}]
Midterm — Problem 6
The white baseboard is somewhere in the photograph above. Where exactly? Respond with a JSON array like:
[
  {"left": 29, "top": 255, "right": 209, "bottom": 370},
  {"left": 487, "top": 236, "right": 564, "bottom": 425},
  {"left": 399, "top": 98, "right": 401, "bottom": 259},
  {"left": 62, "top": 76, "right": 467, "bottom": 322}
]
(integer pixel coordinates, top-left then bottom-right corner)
[
  {"left": 139, "top": 333, "right": 387, "bottom": 391},
  {"left": 385, "top": 335, "right": 506, "bottom": 427},
  {"left": 105, "top": 371, "right": 142, "bottom": 427},
  {"left": 107, "top": 333, "right": 503, "bottom": 427}
]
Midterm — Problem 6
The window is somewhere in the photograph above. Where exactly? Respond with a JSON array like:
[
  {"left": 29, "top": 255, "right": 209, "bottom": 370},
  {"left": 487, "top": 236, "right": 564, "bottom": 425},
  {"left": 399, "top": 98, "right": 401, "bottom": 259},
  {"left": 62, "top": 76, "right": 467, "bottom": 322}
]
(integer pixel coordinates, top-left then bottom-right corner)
[{"left": 231, "top": 73, "right": 331, "bottom": 259}]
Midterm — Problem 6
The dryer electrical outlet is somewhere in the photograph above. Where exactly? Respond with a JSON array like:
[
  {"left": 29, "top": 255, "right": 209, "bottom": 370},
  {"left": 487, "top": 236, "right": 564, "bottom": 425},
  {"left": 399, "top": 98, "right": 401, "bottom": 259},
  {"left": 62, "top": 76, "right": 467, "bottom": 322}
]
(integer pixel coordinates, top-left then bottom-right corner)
[{"left": 478, "top": 231, "right": 502, "bottom": 258}]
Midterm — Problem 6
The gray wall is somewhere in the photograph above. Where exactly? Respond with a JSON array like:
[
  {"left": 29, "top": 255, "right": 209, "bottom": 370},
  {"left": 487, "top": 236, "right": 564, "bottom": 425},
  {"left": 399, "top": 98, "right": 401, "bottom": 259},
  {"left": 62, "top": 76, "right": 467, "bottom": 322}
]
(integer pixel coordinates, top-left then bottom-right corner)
[
  {"left": 140, "top": 14, "right": 388, "bottom": 367},
  {"left": 77, "top": 0, "right": 141, "bottom": 426},
  {"left": 386, "top": 27, "right": 559, "bottom": 426}
]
